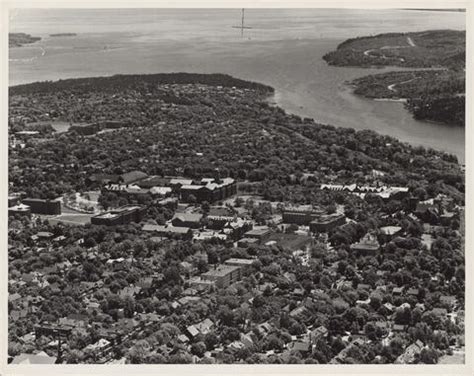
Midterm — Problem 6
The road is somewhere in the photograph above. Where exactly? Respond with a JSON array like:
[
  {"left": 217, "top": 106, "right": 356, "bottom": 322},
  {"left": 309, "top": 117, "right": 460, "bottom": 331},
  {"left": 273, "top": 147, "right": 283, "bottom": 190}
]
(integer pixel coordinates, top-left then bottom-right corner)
[
  {"left": 363, "top": 36, "right": 416, "bottom": 62},
  {"left": 387, "top": 77, "right": 419, "bottom": 93}
]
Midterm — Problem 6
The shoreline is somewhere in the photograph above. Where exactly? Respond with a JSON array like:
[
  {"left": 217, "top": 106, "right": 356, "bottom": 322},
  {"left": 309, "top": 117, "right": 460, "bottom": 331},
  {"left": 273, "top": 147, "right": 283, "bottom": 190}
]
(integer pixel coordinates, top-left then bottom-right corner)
[
  {"left": 9, "top": 72, "right": 464, "bottom": 163},
  {"left": 267, "top": 88, "right": 463, "bottom": 165},
  {"left": 373, "top": 97, "right": 407, "bottom": 103}
]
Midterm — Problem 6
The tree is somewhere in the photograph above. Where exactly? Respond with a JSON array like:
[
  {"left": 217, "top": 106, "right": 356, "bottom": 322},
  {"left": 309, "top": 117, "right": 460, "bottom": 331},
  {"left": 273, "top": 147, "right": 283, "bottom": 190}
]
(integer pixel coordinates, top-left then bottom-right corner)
[
  {"left": 418, "top": 348, "right": 439, "bottom": 364},
  {"left": 285, "top": 224, "right": 299, "bottom": 234},
  {"left": 191, "top": 341, "right": 207, "bottom": 357},
  {"left": 234, "top": 197, "right": 244, "bottom": 207},
  {"left": 394, "top": 307, "right": 412, "bottom": 326},
  {"left": 364, "top": 322, "right": 378, "bottom": 341},
  {"left": 217, "top": 306, "right": 235, "bottom": 327},
  {"left": 128, "top": 340, "right": 151, "bottom": 363},
  {"left": 221, "top": 326, "right": 241, "bottom": 342},
  {"left": 66, "top": 349, "right": 85, "bottom": 364},
  {"left": 201, "top": 201, "right": 210, "bottom": 213},
  {"left": 204, "top": 332, "right": 219, "bottom": 350},
  {"left": 163, "top": 266, "right": 182, "bottom": 286},
  {"left": 327, "top": 203, "right": 337, "bottom": 214},
  {"left": 265, "top": 334, "right": 284, "bottom": 351}
]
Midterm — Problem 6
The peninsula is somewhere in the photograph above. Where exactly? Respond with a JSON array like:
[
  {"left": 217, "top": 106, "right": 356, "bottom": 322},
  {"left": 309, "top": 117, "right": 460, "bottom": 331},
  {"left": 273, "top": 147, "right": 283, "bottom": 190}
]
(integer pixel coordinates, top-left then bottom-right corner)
[
  {"left": 9, "top": 32, "right": 41, "bottom": 47},
  {"left": 323, "top": 30, "right": 465, "bottom": 126}
]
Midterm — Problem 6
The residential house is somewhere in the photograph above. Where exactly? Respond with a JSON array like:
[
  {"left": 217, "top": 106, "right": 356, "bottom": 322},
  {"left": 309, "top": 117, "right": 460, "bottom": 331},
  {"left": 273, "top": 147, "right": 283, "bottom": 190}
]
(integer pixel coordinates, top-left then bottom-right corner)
[
  {"left": 186, "top": 318, "right": 214, "bottom": 339},
  {"left": 395, "top": 340, "right": 424, "bottom": 364},
  {"left": 310, "top": 326, "right": 328, "bottom": 343}
]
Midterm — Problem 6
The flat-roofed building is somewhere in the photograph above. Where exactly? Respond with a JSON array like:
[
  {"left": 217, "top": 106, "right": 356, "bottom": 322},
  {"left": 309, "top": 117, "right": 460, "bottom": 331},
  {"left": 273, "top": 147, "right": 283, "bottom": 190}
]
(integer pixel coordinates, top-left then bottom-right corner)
[
  {"left": 237, "top": 237, "right": 259, "bottom": 248},
  {"left": 310, "top": 213, "right": 346, "bottom": 233},
  {"left": 243, "top": 227, "right": 272, "bottom": 243},
  {"left": 180, "top": 177, "right": 236, "bottom": 203},
  {"left": 69, "top": 123, "right": 102, "bottom": 135},
  {"left": 282, "top": 205, "right": 325, "bottom": 225},
  {"left": 207, "top": 215, "right": 235, "bottom": 230},
  {"left": 224, "top": 258, "right": 255, "bottom": 270},
  {"left": 172, "top": 213, "right": 203, "bottom": 228},
  {"left": 201, "top": 265, "right": 242, "bottom": 288},
  {"left": 22, "top": 198, "right": 61, "bottom": 215},
  {"left": 143, "top": 224, "right": 192, "bottom": 239},
  {"left": 91, "top": 205, "right": 146, "bottom": 226},
  {"left": 188, "top": 276, "right": 216, "bottom": 291}
]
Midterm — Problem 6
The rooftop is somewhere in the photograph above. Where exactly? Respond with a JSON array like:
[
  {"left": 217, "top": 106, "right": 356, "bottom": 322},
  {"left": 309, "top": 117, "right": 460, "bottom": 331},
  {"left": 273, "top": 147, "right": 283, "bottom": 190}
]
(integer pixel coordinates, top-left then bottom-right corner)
[
  {"left": 380, "top": 226, "right": 402, "bottom": 235},
  {"left": 350, "top": 233, "right": 380, "bottom": 251},
  {"left": 310, "top": 213, "right": 345, "bottom": 224},
  {"left": 9, "top": 204, "right": 30, "bottom": 211},
  {"left": 143, "top": 224, "right": 190, "bottom": 234},
  {"left": 172, "top": 213, "right": 203, "bottom": 222},
  {"left": 120, "top": 170, "right": 148, "bottom": 184},
  {"left": 245, "top": 227, "right": 271, "bottom": 237},
  {"left": 202, "top": 265, "right": 241, "bottom": 278},
  {"left": 225, "top": 258, "right": 255, "bottom": 266}
]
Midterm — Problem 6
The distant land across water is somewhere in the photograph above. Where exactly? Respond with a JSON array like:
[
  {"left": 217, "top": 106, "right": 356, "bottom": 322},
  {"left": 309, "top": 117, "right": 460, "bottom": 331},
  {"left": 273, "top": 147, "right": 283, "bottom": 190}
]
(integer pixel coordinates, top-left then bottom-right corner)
[
  {"left": 402, "top": 8, "right": 466, "bottom": 12},
  {"left": 9, "top": 8, "right": 466, "bottom": 162}
]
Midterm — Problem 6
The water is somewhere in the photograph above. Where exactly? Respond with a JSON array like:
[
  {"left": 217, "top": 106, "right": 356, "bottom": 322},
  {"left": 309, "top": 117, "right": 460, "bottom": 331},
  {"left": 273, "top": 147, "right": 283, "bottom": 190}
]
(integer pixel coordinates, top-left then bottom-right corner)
[{"left": 9, "top": 9, "right": 466, "bottom": 161}]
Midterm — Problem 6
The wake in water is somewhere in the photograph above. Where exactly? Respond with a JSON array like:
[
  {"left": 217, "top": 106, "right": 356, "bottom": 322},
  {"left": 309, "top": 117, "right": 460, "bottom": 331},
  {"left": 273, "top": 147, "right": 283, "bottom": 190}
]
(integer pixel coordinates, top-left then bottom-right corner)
[{"left": 9, "top": 46, "right": 46, "bottom": 63}]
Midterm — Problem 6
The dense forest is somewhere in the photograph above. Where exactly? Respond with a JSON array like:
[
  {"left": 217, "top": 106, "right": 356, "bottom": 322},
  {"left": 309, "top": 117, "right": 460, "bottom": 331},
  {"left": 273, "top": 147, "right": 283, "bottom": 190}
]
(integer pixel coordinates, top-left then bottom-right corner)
[
  {"left": 351, "top": 70, "right": 465, "bottom": 126},
  {"left": 323, "top": 30, "right": 465, "bottom": 70},
  {"left": 322, "top": 30, "right": 465, "bottom": 126},
  {"left": 9, "top": 74, "right": 463, "bottom": 203},
  {"left": 9, "top": 73, "right": 274, "bottom": 96}
]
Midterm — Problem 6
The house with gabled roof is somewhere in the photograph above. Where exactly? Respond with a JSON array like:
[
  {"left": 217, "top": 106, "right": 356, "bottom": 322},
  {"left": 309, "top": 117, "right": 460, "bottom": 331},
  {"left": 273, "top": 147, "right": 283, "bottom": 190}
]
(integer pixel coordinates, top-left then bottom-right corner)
[{"left": 395, "top": 340, "right": 424, "bottom": 364}]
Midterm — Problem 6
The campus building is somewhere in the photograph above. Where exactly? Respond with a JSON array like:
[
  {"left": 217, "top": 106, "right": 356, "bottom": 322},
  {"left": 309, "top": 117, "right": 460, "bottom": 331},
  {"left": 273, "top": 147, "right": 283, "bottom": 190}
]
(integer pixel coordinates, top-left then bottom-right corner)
[
  {"left": 309, "top": 213, "right": 346, "bottom": 233},
  {"left": 91, "top": 205, "right": 146, "bottom": 226},
  {"left": 22, "top": 198, "right": 61, "bottom": 215},
  {"left": 180, "top": 178, "right": 237, "bottom": 203},
  {"left": 350, "top": 233, "right": 380, "bottom": 255},
  {"left": 200, "top": 265, "right": 242, "bottom": 288},
  {"left": 282, "top": 205, "right": 325, "bottom": 225}
]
